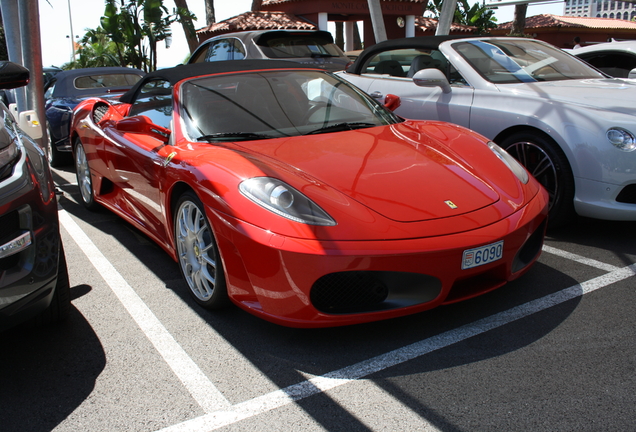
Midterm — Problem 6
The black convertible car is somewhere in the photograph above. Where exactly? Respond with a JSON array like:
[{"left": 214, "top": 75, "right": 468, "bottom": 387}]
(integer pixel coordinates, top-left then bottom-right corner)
[
  {"left": 0, "top": 61, "right": 70, "bottom": 331},
  {"left": 44, "top": 66, "right": 144, "bottom": 166}
]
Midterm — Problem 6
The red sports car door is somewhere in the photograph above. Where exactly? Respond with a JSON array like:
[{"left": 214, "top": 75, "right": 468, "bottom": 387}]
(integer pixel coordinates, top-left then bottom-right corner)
[{"left": 102, "top": 123, "right": 168, "bottom": 243}]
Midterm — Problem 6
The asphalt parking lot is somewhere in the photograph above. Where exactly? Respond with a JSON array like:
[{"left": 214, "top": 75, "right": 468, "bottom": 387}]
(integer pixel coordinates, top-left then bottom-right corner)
[{"left": 1, "top": 166, "right": 635, "bottom": 432}]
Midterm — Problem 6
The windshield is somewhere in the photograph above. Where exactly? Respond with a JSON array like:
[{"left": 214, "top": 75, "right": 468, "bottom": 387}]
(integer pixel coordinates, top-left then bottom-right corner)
[
  {"left": 180, "top": 70, "right": 399, "bottom": 142},
  {"left": 453, "top": 39, "right": 605, "bottom": 83},
  {"left": 256, "top": 34, "right": 345, "bottom": 59},
  {"left": 74, "top": 73, "right": 142, "bottom": 89}
]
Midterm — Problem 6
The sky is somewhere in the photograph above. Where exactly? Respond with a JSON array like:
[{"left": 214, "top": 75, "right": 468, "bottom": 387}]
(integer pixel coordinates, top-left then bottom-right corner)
[{"left": 38, "top": 0, "right": 566, "bottom": 68}]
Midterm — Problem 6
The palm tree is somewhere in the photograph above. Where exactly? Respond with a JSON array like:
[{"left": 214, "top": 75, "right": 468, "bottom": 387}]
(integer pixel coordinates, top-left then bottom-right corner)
[
  {"left": 63, "top": 27, "right": 120, "bottom": 69},
  {"left": 207, "top": 0, "right": 216, "bottom": 24},
  {"left": 173, "top": 0, "right": 199, "bottom": 53},
  {"left": 101, "top": 0, "right": 146, "bottom": 70},
  {"left": 144, "top": 0, "right": 174, "bottom": 71},
  {"left": 99, "top": 0, "right": 192, "bottom": 71},
  {"left": 509, "top": 3, "right": 528, "bottom": 36},
  {"left": 427, "top": 0, "right": 497, "bottom": 34}
]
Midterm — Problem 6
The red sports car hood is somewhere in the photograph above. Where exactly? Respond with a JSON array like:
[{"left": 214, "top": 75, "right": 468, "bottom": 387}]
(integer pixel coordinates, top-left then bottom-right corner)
[{"left": 236, "top": 123, "right": 501, "bottom": 222}]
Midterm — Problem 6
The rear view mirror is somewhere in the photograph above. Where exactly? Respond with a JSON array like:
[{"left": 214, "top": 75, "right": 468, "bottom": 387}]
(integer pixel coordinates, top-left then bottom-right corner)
[
  {"left": 0, "top": 61, "right": 29, "bottom": 90},
  {"left": 116, "top": 115, "right": 170, "bottom": 144}
]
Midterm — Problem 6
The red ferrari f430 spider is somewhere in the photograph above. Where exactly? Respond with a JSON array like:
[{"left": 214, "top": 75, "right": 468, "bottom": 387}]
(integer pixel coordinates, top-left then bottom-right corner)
[{"left": 71, "top": 60, "right": 548, "bottom": 327}]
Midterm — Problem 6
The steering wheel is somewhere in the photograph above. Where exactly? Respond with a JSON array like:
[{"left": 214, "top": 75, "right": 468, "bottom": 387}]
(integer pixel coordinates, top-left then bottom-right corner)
[{"left": 302, "top": 100, "right": 328, "bottom": 124}]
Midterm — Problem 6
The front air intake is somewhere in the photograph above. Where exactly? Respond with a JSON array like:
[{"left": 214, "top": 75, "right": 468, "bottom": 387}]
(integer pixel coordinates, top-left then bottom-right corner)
[
  {"left": 311, "top": 271, "right": 442, "bottom": 314},
  {"left": 311, "top": 272, "right": 388, "bottom": 314},
  {"left": 616, "top": 184, "right": 636, "bottom": 204},
  {"left": 512, "top": 218, "right": 547, "bottom": 273}
]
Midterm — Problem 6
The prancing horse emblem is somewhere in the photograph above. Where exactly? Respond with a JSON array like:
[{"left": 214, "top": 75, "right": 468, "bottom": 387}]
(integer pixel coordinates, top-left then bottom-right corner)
[
  {"left": 445, "top": 200, "right": 458, "bottom": 209},
  {"left": 163, "top": 151, "right": 177, "bottom": 167}
]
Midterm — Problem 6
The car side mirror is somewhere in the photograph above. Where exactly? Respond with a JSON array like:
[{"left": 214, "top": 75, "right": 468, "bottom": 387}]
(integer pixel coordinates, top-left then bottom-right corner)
[
  {"left": 383, "top": 94, "right": 401, "bottom": 111},
  {"left": 629, "top": 68, "right": 636, "bottom": 79},
  {"left": 116, "top": 115, "right": 170, "bottom": 144},
  {"left": 412, "top": 69, "right": 451, "bottom": 94},
  {"left": 0, "top": 61, "right": 29, "bottom": 90}
]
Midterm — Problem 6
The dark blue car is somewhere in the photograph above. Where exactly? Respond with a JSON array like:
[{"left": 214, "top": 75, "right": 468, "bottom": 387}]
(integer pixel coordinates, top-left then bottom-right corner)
[{"left": 44, "top": 67, "right": 144, "bottom": 166}]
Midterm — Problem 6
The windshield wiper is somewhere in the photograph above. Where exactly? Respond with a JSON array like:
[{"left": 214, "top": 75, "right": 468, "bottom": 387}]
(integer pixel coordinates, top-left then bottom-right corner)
[
  {"left": 197, "top": 132, "right": 273, "bottom": 142},
  {"left": 305, "top": 122, "right": 377, "bottom": 135}
]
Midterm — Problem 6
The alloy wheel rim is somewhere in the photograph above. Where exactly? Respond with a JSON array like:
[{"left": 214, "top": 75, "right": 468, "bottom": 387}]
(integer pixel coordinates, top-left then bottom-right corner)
[
  {"left": 506, "top": 141, "right": 558, "bottom": 210},
  {"left": 176, "top": 201, "right": 217, "bottom": 301},
  {"left": 75, "top": 144, "right": 93, "bottom": 204}
]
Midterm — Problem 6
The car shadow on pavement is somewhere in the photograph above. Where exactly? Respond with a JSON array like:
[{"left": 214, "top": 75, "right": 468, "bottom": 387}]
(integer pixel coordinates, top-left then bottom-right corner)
[
  {"left": 0, "top": 303, "right": 106, "bottom": 432},
  {"left": 50, "top": 169, "right": 595, "bottom": 431},
  {"left": 178, "top": 261, "right": 584, "bottom": 431},
  {"left": 547, "top": 216, "right": 636, "bottom": 267}
]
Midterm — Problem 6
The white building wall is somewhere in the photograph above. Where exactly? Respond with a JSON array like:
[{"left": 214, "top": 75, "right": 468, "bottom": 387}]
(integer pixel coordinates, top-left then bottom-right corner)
[{"left": 564, "top": 0, "right": 636, "bottom": 19}]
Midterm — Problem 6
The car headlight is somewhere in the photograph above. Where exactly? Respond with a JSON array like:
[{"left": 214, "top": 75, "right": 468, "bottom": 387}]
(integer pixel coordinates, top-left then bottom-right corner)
[
  {"left": 0, "top": 139, "right": 20, "bottom": 177},
  {"left": 487, "top": 141, "right": 529, "bottom": 184},
  {"left": 239, "top": 177, "right": 336, "bottom": 226},
  {"left": 607, "top": 128, "right": 636, "bottom": 152}
]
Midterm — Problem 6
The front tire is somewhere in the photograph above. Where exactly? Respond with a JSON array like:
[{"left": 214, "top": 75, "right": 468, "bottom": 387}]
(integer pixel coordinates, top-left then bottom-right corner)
[
  {"left": 174, "top": 192, "right": 229, "bottom": 309},
  {"left": 30, "top": 244, "right": 71, "bottom": 327},
  {"left": 500, "top": 131, "right": 575, "bottom": 228},
  {"left": 74, "top": 138, "right": 99, "bottom": 210}
]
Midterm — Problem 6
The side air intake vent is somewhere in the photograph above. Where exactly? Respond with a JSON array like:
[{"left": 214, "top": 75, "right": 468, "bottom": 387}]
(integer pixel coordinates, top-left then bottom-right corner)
[{"left": 92, "top": 103, "right": 110, "bottom": 124}]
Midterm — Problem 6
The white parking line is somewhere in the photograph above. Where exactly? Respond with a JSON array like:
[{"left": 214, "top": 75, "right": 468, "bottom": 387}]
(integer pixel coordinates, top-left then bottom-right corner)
[
  {"left": 542, "top": 245, "right": 621, "bottom": 271},
  {"left": 58, "top": 201, "right": 635, "bottom": 431},
  {"left": 58, "top": 209, "right": 232, "bottom": 413},
  {"left": 156, "top": 262, "right": 636, "bottom": 432}
]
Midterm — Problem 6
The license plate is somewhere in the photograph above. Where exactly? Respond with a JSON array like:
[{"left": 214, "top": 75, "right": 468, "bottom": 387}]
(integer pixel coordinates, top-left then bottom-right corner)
[{"left": 462, "top": 240, "right": 504, "bottom": 270}]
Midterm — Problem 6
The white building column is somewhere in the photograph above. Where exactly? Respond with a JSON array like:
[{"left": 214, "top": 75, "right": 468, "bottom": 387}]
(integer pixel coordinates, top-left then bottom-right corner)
[
  {"left": 345, "top": 21, "right": 355, "bottom": 51},
  {"left": 368, "top": 0, "right": 388, "bottom": 42},
  {"left": 405, "top": 15, "right": 415, "bottom": 37},
  {"left": 318, "top": 12, "right": 328, "bottom": 31}
]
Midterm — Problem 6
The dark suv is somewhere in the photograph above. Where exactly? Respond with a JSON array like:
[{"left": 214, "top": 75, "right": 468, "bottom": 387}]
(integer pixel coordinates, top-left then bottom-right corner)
[
  {"left": 188, "top": 30, "right": 351, "bottom": 72},
  {"left": 0, "top": 61, "right": 70, "bottom": 332}
]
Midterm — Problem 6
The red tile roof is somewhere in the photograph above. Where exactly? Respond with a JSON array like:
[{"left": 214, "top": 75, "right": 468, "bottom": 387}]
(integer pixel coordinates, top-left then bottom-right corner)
[
  {"left": 197, "top": 11, "right": 315, "bottom": 37},
  {"left": 415, "top": 16, "right": 476, "bottom": 33},
  {"left": 498, "top": 14, "right": 636, "bottom": 30}
]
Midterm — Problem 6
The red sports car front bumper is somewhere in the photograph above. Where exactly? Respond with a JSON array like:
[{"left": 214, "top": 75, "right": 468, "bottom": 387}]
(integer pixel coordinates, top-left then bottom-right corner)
[{"left": 211, "top": 188, "right": 549, "bottom": 328}]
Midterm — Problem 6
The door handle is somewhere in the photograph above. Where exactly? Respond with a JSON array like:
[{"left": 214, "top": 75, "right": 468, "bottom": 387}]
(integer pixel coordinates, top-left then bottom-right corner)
[{"left": 369, "top": 91, "right": 383, "bottom": 99}]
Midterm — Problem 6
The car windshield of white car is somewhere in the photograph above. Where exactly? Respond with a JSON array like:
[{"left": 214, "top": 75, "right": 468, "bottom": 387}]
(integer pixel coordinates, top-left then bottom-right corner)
[
  {"left": 180, "top": 70, "right": 399, "bottom": 141},
  {"left": 454, "top": 40, "right": 605, "bottom": 83}
]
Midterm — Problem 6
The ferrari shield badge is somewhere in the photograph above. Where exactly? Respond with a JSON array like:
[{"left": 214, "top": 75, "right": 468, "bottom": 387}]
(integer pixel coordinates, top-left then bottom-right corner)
[
  {"left": 163, "top": 151, "right": 177, "bottom": 167},
  {"left": 445, "top": 200, "right": 458, "bottom": 209}
]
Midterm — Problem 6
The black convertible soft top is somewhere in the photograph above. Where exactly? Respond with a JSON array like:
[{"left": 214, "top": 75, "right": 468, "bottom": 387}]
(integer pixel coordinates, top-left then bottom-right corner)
[
  {"left": 119, "top": 60, "right": 320, "bottom": 103},
  {"left": 348, "top": 35, "right": 473, "bottom": 74},
  {"left": 48, "top": 66, "right": 145, "bottom": 99}
]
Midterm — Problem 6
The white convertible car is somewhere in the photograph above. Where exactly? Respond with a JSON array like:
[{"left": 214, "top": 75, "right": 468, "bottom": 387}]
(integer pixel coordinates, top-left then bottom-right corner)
[{"left": 338, "top": 36, "right": 636, "bottom": 227}]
